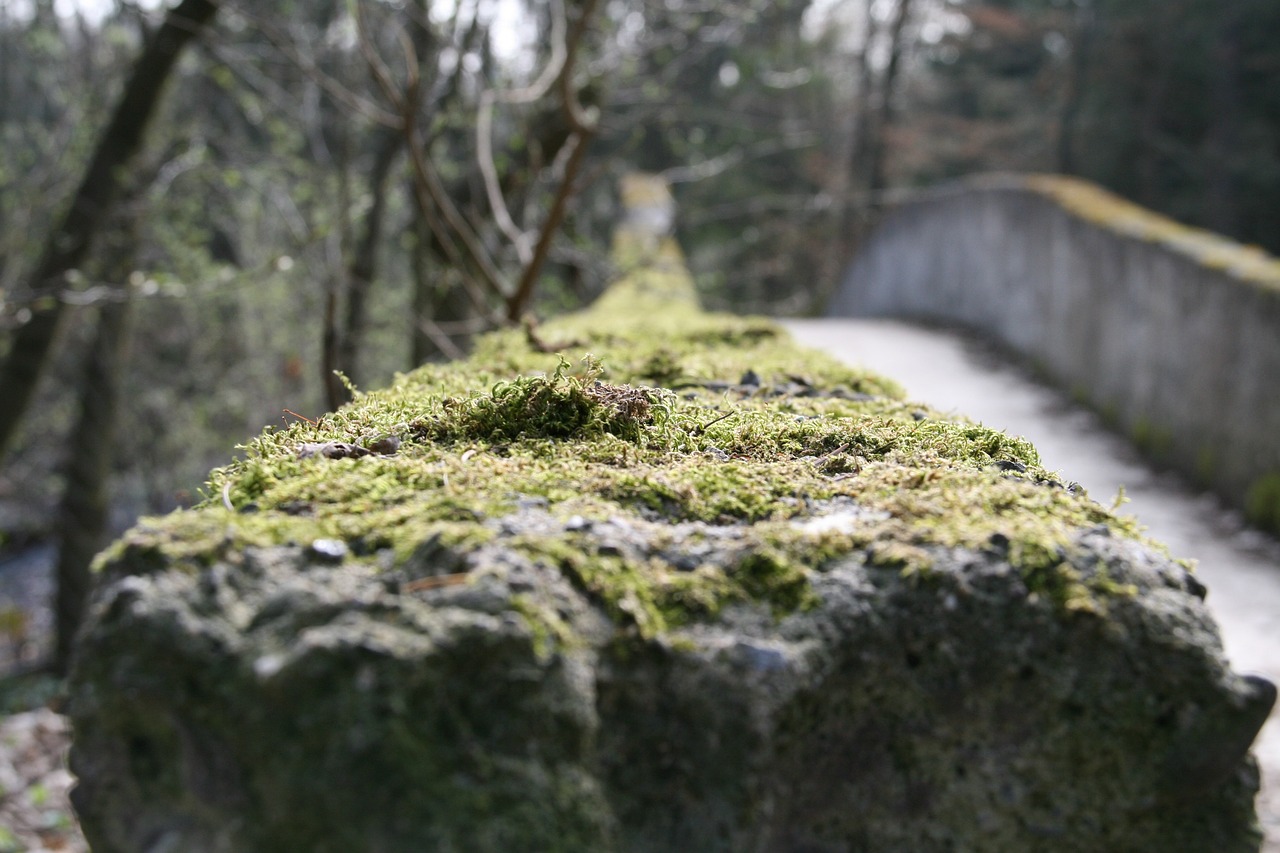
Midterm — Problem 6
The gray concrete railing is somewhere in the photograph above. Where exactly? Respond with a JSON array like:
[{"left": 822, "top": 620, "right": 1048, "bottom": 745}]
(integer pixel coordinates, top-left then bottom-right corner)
[{"left": 828, "top": 173, "right": 1280, "bottom": 532}]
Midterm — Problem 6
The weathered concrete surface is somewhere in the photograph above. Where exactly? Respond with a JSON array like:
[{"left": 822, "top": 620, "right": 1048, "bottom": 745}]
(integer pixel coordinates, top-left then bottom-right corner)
[
  {"left": 68, "top": 514, "right": 1276, "bottom": 852},
  {"left": 828, "top": 174, "right": 1280, "bottom": 533},
  {"left": 66, "top": 185, "right": 1276, "bottom": 851},
  {"left": 785, "top": 316, "right": 1280, "bottom": 850}
]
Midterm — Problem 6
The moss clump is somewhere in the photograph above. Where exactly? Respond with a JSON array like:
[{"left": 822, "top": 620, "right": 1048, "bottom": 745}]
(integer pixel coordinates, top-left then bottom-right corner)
[
  {"left": 734, "top": 548, "right": 816, "bottom": 615},
  {"left": 412, "top": 356, "right": 667, "bottom": 445},
  {"left": 101, "top": 234, "right": 1156, "bottom": 640}
]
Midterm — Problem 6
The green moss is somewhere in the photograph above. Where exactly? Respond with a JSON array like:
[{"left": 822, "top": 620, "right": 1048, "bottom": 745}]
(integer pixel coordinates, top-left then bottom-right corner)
[
  {"left": 99, "top": 236, "right": 1158, "bottom": 640},
  {"left": 1245, "top": 472, "right": 1280, "bottom": 535},
  {"left": 733, "top": 549, "right": 817, "bottom": 615},
  {"left": 1131, "top": 417, "right": 1174, "bottom": 463},
  {"left": 510, "top": 594, "right": 579, "bottom": 661},
  {"left": 412, "top": 355, "right": 669, "bottom": 445}
]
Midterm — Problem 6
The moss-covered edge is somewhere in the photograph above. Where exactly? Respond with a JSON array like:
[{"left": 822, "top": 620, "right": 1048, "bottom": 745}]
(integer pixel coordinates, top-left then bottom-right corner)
[
  {"left": 95, "top": 234, "right": 1157, "bottom": 641},
  {"left": 1011, "top": 173, "right": 1280, "bottom": 290}
]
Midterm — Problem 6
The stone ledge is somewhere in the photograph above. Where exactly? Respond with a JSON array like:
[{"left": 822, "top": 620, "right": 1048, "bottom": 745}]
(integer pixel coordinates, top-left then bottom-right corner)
[
  {"left": 68, "top": 230, "right": 1274, "bottom": 851},
  {"left": 832, "top": 173, "right": 1280, "bottom": 535}
]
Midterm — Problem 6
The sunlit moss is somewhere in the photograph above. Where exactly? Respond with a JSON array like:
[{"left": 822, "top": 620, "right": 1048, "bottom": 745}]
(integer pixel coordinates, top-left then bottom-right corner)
[
  {"left": 1017, "top": 174, "right": 1280, "bottom": 290},
  {"left": 97, "top": 236, "right": 1156, "bottom": 641}
]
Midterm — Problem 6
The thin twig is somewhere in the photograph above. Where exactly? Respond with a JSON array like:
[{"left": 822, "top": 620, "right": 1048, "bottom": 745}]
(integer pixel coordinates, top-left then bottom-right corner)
[
  {"left": 224, "top": 3, "right": 403, "bottom": 127},
  {"left": 697, "top": 411, "right": 737, "bottom": 433},
  {"left": 355, "top": 2, "right": 407, "bottom": 114},
  {"left": 354, "top": 2, "right": 510, "bottom": 304},
  {"left": 415, "top": 316, "right": 467, "bottom": 361},
  {"left": 403, "top": 573, "right": 471, "bottom": 592},
  {"left": 523, "top": 316, "right": 583, "bottom": 353}
]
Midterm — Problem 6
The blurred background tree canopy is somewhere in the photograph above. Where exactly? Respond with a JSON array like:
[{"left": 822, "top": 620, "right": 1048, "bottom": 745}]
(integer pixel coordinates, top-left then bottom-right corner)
[{"left": 0, "top": 0, "right": 1277, "bottom": 668}]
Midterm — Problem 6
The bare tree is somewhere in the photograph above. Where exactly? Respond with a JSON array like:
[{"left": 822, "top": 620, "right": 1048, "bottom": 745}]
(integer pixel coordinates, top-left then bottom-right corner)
[
  {"left": 55, "top": 255, "right": 135, "bottom": 675},
  {"left": 866, "top": 0, "right": 915, "bottom": 194},
  {"left": 360, "top": 0, "right": 601, "bottom": 331},
  {"left": 0, "top": 0, "right": 221, "bottom": 464},
  {"left": 323, "top": 2, "right": 438, "bottom": 408}
]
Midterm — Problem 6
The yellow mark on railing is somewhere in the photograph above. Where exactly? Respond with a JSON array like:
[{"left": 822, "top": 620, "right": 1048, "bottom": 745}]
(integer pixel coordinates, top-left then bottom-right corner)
[{"left": 1017, "top": 174, "right": 1280, "bottom": 290}]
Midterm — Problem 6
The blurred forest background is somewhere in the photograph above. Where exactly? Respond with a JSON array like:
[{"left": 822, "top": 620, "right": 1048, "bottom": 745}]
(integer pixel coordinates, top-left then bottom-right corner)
[{"left": 1, "top": 0, "right": 1278, "bottom": 669}]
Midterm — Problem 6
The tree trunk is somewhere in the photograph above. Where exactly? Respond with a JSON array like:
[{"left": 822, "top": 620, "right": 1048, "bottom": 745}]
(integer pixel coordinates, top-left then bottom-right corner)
[
  {"left": 54, "top": 292, "right": 133, "bottom": 674},
  {"left": 1135, "top": 33, "right": 1176, "bottom": 207},
  {"left": 328, "top": 129, "right": 404, "bottom": 407},
  {"left": 410, "top": 195, "right": 476, "bottom": 366},
  {"left": 1057, "top": 0, "right": 1096, "bottom": 174},
  {"left": 846, "top": 1, "right": 878, "bottom": 203},
  {"left": 324, "top": 2, "right": 435, "bottom": 407},
  {"left": 0, "top": 0, "right": 219, "bottom": 465},
  {"left": 1204, "top": 4, "right": 1243, "bottom": 235},
  {"left": 410, "top": 213, "right": 436, "bottom": 367},
  {"left": 866, "top": 0, "right": 913, "bottom": 195}
]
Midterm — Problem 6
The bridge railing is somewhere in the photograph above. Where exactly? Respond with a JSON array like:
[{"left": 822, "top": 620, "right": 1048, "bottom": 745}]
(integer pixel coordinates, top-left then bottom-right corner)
[{"left": 829, "top": 173, "right": 1280, "bottom": 534}]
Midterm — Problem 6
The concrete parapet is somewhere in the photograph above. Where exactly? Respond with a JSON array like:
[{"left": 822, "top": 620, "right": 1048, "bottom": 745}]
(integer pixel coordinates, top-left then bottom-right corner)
[
  {"left": 830, "top": 174, "right": 1280, "bottom": 532},
  {"left": 66, "top": 204, "right": 1275, "bottom": 851}
]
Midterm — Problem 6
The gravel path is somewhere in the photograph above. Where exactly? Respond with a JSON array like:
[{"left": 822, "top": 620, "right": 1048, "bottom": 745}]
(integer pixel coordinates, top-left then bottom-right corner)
[
  {"left": 0, "top": 707, "right": 84, "bottom": 852},
  {"left": 786, "top": 317, "right": 1280, "bottom": 850}
]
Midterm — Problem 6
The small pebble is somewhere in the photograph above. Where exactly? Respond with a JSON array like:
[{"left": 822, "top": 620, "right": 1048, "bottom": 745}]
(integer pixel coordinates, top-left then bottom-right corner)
[
  {"left": 309, "top": 539, "right": 348, "bottom": 563},
  {"left": 367, "top": 435, "right": 401, "bottom": 455}
]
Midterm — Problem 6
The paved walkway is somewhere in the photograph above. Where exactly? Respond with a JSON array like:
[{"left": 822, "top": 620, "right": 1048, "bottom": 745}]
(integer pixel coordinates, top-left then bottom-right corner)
[{"left": 786, "top": 317, "right": 1280, "bottom": 850}]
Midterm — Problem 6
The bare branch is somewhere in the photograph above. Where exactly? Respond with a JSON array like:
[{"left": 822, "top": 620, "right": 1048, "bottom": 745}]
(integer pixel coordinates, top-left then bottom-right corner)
[
  {"left": 558, "top": 0, "right": 600, "bottom": 136},
  {"left": 505, "top": 0, "right": 601, "bottom": 323},
  {"left": 415, "top": 316, "right": 467, "bottom": 361},
  {"left": 353, "top": 0, "right": 511, "bottom": 304},
  {"left": 225, "top": 3, "right": 403, "bottom": 128},
  {"left": 662, "top": 133, "right": 819, "bottom": 184},
  {"left": 476, "top": 0, "right": 569, "bottom": 264},
  {"left": 354, "top": 1, "right": 407, "bottom": 115}
]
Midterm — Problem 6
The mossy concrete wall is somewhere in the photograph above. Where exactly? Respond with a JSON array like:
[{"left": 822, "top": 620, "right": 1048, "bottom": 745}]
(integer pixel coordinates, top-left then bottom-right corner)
[
  {"left": 65, "top": 177, "right": 1275, "bottom": 850},
  {"left": 829, "top": 174, "right": 1280, "bottom": 532}
]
